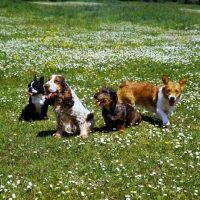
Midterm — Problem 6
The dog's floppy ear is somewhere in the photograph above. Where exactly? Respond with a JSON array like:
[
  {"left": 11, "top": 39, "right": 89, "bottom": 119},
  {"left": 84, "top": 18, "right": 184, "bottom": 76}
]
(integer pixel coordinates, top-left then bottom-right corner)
[
  {"left": 162, "top": 75, "right": 169, "bottom": 85},
  {"left": 179, "top": 77, "right": 187, "bottom": 90},
  {"left": 39, "top": 76, "right": 44, "bottom": 85},
  {"left": 63, "top": 87, "right": 74, "bottom": 107},
  {"left": 58, "top": 76, "right": 68, "bottom": 92},
  {"left": 108, "top": 88, "right": 118, "bottom": 103},
  {"left": 107, "top": 88, "right": 118, "bottom": 113}
]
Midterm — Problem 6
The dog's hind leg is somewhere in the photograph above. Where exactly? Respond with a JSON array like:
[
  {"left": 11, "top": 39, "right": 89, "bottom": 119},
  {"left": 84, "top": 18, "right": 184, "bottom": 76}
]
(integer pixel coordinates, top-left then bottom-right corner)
[
  {"left": 126, "top": 106, "right": 142, "bottom": 126},
  {"left": 132, "top": 110, "right": 142, "bottom": 125},
  {"left": 117, "top": 121, "right": 126, "bottom": 133}
]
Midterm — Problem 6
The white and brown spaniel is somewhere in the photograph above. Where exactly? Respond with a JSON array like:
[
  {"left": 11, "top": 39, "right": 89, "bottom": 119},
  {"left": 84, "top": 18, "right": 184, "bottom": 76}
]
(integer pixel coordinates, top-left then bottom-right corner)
[{"left": 44, "top": 75, "right": 94, "bottom": 138}]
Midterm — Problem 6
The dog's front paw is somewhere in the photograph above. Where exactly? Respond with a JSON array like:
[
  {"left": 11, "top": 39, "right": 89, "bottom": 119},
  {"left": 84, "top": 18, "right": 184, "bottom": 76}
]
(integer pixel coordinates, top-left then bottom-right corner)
[
  {"left": 118, "top": 129, "right": 124, "bottom": 134},
  {"left": 80, "top": 133, "right": 88, "bottom": 139},
  {"left": 52, "top": 133, "right": 62, "bottom": 138},
  {"left": 162, "top": 121, "right": 170, "bottom": 127}
]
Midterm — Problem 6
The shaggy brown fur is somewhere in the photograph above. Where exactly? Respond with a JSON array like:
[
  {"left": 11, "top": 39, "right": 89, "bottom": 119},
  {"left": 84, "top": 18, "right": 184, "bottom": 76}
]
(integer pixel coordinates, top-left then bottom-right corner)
[
  {"left": 94, "top": 87, "right": 141, "bottom": 133},
  {"left": 44, "top": 75, "right": 94, "bottom": 138}
]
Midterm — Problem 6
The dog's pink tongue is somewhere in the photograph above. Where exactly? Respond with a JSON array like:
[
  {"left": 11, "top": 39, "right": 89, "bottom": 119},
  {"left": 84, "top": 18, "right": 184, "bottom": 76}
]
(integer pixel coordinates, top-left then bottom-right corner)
[
  {"left": 95, "top": 101, "right": 101, "bottom": 106},
  {"left": 169, "top": 101, "right": 175, "bottom": 106},
  {"left": 45, "top": 93, "right": 51, "bottom": 99},
  {"left": 45, "top": 92, "right": 57, "bottom": 99},
  {"left": 27, "top": 92, "right": 33, "bottom": 96}
]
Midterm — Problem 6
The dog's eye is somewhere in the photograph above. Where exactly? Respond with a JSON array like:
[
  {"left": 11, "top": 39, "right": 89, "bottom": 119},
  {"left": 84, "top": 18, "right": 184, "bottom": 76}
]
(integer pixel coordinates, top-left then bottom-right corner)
[
  {"left": 54, "top": 80, "right": 59, "bottom": 83},
  {"left": 175, "top": 90, "right": 179, "bottom": 93},
  {"left": 167, "top": 89, "right": 171, "bottom": 92}
]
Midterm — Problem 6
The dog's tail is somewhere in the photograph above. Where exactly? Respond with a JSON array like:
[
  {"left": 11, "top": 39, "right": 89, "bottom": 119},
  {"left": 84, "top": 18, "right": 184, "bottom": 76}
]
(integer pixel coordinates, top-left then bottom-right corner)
[
  {"left": 86, "top": 113, "right": 94, "bottom": 122},
  {"left": 119, "top": 81, "right": 129, "bottom": 89},
  {"left": 86, "top": 113, "right": 95, "bottom": 132}
]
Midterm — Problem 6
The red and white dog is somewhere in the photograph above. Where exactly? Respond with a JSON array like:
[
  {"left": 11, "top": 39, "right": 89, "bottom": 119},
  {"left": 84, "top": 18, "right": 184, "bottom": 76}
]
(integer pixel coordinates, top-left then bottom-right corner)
[
  {"left": 117, "top": 75, "right": 187, "bottom": 127},
  {"left": 44, "top": 75, "right": 94, "bottom": 138}
]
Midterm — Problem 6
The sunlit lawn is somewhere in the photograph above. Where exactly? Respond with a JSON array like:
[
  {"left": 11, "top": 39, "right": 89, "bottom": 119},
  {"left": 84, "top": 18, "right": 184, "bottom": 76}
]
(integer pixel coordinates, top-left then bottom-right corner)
[{"left": 0, "top": 1, "right": 199, "bottom": 199}]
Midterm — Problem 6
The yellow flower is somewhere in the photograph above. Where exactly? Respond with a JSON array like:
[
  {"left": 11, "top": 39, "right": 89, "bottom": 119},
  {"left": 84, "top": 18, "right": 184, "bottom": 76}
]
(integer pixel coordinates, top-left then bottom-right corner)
[
  {"left": 165, "top": 141, "right": 169, "bottom": 144},
  {"left": 66, "top": 190, "right": 70, "bottom": 194},
  {"left": 13, "top": 133, "right": 17, "bottom": 136}
]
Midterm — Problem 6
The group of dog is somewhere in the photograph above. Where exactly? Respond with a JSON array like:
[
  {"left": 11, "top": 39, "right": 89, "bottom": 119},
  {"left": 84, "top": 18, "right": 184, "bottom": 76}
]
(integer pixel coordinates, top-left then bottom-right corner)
[{"left": 19, "top": 74, "right": 187, "bottom": 138}]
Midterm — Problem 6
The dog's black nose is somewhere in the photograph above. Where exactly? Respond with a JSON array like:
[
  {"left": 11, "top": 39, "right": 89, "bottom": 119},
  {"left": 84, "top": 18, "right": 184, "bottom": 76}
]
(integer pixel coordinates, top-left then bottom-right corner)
[
  {"left": 169, "top": 96, "right": 175, "bottom": 101},
  {"left": 94, "top": 93, "right": 98, "bottom": 99}
]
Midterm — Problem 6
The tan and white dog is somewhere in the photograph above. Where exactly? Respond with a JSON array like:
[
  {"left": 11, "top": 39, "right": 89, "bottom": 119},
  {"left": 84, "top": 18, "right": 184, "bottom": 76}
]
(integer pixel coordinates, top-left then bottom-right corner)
[
  {"left": 117, "top": 75, "right": 187, "bottom": 126},
  {"left": 44, "top": 75, "right": 94, "bottom": 138}
]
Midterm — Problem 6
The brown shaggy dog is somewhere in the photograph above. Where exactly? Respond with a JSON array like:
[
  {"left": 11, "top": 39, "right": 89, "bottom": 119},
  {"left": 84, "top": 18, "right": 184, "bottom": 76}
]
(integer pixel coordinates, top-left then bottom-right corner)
[
  {"left": 44, "top": 75, "right": 94, "bottom": 138},
  {"left": 94, "top": 87, "right": 141, "bottom": 133}
]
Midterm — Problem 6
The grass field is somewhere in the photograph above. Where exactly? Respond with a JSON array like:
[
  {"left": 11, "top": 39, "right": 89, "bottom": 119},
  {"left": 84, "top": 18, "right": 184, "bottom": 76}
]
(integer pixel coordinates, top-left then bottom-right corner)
[{"left": 0, "top": 1, "right": 199, "bottom": 199}]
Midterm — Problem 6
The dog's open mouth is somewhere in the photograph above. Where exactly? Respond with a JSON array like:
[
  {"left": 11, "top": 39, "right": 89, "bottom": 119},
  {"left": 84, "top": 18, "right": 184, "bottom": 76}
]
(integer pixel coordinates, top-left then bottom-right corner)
[
  {"left": 45, "top": 92, "right": 57, "bottom": 99},
  {"left": 95, "top": 100, "right": 106, "bottom": 106},
  {"left": 27, "top": 92, "right": 37, "bottom": 96},
  {"left": 169, "top": 100, "right": 175, "bottom": 106}
]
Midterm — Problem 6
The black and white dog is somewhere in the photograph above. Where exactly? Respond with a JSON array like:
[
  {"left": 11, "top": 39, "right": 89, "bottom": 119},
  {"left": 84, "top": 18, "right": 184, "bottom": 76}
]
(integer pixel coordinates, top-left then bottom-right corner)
[{"left": 19, "top": 75, "right": 53, "bottom": 122}]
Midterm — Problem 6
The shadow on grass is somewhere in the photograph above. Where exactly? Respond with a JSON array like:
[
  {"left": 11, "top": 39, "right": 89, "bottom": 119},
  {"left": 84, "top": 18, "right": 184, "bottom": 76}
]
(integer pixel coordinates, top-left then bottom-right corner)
[
  {"left": 37, "top": 130, "right": 81, "bottom": 137},
  {"left": 37, "top": 116, "right": 163, "bottom": 137},
  {"left": 94, "top": 115, "right": 163, "bottom": 130},
  {"left": 92, "top": 115, "right": 163, "bottom": 134},
  {"left": 37, "top": 128, "right": 110, "bottom": 137},
  {"left": 142, "top": 115, "right": 157, "bottom": 124},
  {"left": 37, "top": 130, "right": 55, "bottom": 137},
  {"left": 93, "top": 127, "right": 107, "bottom": 132},
  {"left": 141, "top": 115, "right": 165, "bottom": 128}
]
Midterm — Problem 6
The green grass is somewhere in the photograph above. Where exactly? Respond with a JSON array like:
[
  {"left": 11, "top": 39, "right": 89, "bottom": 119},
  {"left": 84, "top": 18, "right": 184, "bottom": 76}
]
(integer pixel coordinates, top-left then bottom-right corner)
[{"left": 0, "top": 1, "right": 200, "bottom": 199}]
